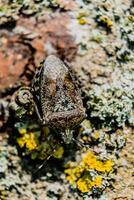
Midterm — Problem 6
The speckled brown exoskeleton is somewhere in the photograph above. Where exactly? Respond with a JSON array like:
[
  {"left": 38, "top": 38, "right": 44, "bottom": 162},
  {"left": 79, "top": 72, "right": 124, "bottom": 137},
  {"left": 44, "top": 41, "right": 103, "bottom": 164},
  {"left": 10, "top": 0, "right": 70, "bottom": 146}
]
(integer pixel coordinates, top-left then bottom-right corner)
[
  {"left": 32, "top": 55, "right": 86, "bottom": 144},
  {"left": 9, "top": 55, "right": 87, "bottom": 170},
  {"left": 10, "top": 55, "right": 86, "bottom": 144}
]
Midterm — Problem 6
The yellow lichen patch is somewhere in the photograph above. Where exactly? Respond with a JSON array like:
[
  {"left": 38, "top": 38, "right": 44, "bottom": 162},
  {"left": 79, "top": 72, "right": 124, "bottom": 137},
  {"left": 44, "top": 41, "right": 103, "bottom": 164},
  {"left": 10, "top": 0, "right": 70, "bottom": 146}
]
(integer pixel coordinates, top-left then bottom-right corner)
[
  {"left": 53, "top": 146, "right": 64, "bottom": 159},
  {"left": 28, "top": 107, "right": 34, "bottom": 116},
  {"left": 66, "top": 171, "right": 77, "bottom": 185},
  {"left": 128, "top": 15, "right": 134, "bottom": 22},
  {"left": 16, "top": 123, "right": 64, "bottom": 161},
  {"left": 102, "top": 160, "right": 113, "bottom": 172},
  {"left": 77, "top": 175, "right": 102, "bottom": 193},
  {"left": 17, "top": 132, "right": 37, "bottom": 151},
  {"left": 64, "top": 150, "right": 113, "bottom": 193},
  {"left": 99, "top": 15, "right": 113, "bottom": 28},
  {"left": 77, "top": 178, "right": 90, "bottom": 193},
  {"left": 77, "top": 11, "right": 88, "bottom": 25},
  {"left": 82, "top": 136, "right": 88, "bottom": 141},
  {"left": 93, "top": 131, "right": 100, "bottom": 140},
  {"left": 78, "top": 18, "right": 87, "bottom": 25},
  {"left": 83, "top": 151, "right": 113, "bottom": 173},
  {"left": 81, "top": 119, "right": 92, "bottom": 129},
  {"left": 18, "top": 128, "right": 27, "bottom": 135},
  {"left": 94, "top": 176, "right": 102, "bottom": 187}
]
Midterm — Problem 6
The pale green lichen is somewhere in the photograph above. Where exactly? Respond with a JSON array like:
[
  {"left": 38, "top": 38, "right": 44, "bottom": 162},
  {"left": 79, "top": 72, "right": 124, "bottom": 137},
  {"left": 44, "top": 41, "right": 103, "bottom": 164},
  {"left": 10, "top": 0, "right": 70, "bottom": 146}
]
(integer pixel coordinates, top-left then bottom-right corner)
[
  {"left": 97, "top": 15, "right": 113, "bottom": 29},
  {"left": 95, "top": 2, "right": 114, "bottom": 31},
  {"left": 79, "top": 119, "right": 127, "bottom": 157},
  {"left": 86, "top": 71, "right": 134, "bottom": 130}
]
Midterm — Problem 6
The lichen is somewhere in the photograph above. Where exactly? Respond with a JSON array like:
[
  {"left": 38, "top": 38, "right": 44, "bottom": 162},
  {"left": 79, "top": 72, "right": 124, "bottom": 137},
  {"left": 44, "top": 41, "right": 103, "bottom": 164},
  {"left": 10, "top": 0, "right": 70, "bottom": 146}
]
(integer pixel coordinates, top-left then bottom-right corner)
[
  {"left": 64, "top": 150, "right": 113, "bottom": 193},
  {"left": 17, "top": 132, "right": 38, "bottom": 151},
  {"left": 86, "top": 72, "right": 134, "bottom": 130},
  {"left": 79, "top": 119, "right": 127, "bottom": 159},
  {"left": 95, "top": 2, "right": 114, "bottom": 31},
  {"left": 41, "top": 0, "right": 64, "bottom": 9},
  {"left": 53, "top": 146, "right": 64, "bottom": 159},
  {"left": 77, "top": 11, "right": 88, "bottom": 25},
  {"left": 15, "top": 121, "right": 64, "bottom": 160},
  {"left": 97, "top": 15, "right": 113, "bottom": 29}
]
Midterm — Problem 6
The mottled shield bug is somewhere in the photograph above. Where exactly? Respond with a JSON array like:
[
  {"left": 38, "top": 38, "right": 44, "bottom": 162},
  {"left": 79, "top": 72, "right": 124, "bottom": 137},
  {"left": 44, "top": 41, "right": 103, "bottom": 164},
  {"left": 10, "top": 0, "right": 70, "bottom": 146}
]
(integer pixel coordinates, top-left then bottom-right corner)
[{"left": 32, "top": 55, "right": 86, "bottom": 144}]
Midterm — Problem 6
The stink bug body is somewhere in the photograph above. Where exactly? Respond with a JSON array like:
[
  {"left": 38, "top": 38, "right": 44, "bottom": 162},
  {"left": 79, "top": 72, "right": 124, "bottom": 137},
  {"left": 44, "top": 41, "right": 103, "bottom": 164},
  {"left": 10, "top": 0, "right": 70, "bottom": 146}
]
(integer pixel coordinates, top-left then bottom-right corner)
[{"left": 32, "top": 55, "right": 86, "bottom": 144}]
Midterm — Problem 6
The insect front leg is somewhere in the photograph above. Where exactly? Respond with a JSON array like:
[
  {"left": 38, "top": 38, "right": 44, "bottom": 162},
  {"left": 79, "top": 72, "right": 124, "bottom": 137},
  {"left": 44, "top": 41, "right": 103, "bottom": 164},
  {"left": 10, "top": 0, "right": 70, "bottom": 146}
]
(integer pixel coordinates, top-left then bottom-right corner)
[{"left": 34, "top": 102, "right": 43, "bottom": 124}]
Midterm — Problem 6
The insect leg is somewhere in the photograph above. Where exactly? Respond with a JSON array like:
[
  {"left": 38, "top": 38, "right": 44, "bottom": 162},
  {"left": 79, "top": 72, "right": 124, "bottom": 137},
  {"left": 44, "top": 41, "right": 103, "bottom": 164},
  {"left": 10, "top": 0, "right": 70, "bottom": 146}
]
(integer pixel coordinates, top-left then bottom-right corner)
[
  {"left": 34, "top": 102, "right": 43, "bottom": 123},
  {"left": 72, "top": 137, "right": 92, "bottom": 151},
  {"left": 33, "top": 154, "right": 52, "bottom": 174}
]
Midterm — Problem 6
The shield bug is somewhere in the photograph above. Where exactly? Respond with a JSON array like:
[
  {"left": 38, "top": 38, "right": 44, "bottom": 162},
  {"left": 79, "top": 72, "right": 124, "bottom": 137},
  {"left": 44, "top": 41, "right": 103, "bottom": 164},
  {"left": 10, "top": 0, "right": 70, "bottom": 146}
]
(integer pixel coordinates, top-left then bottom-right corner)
[{"left": 32, "top": 55, "right": 86, "bottom": 144}]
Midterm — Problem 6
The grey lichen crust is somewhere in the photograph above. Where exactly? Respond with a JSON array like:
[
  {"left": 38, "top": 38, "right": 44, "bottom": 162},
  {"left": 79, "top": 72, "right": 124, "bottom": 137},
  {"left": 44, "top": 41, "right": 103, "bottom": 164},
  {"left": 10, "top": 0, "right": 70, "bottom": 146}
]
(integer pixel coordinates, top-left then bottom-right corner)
[{"left": 87, "top": 70, "right": 134, "bottom": 130}]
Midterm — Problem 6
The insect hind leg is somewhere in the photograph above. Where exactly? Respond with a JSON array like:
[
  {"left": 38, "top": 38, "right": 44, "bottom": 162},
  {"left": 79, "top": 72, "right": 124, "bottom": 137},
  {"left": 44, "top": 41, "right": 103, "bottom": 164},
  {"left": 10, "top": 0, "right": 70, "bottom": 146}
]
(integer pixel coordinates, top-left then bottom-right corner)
[{"left": 34, "top": 102, "right": 44, "bottom": 124}]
